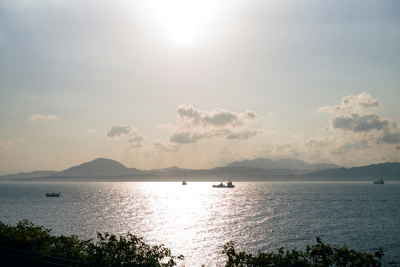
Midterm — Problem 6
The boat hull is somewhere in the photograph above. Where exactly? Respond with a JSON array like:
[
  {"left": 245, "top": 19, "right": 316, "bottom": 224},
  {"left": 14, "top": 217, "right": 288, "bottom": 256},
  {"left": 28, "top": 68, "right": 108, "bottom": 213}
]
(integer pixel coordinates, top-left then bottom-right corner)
[
  {"left": 45, "top": 193, "right": 60, "bottom": 197},
  {"left": 212, "top": 185, "right": 235, "bottom": 188}
]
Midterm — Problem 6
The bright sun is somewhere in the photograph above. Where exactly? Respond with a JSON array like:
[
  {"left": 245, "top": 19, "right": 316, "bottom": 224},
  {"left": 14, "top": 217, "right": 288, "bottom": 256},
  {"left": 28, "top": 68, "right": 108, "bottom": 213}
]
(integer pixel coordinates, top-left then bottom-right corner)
[{"left": 134, "top": 0, "right": 231, "bottom": 47}]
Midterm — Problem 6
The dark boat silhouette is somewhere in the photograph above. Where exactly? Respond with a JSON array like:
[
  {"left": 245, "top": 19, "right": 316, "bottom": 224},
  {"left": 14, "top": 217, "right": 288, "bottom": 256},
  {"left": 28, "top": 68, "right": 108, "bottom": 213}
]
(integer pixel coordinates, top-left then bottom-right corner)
[
  {"left": 45, "top": 192, "right": 60, "bottom": 197},
  {"left": 212, "top": 180, "right": 235, "bottom": 188},
  {"left": 373, "top": 179, "right": 384, "bottom": 184}
]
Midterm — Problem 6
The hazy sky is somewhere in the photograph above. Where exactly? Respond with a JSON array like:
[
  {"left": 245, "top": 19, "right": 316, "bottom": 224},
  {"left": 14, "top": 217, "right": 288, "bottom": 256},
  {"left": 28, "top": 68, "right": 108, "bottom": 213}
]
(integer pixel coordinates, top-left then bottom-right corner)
[{"left": 1, "top": 0, "right": 400, "bottom": 174}]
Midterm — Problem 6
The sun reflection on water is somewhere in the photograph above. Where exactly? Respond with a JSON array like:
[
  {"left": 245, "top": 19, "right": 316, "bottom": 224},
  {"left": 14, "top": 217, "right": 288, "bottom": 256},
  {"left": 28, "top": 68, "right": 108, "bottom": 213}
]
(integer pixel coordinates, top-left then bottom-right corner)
[
  {"left": 122, "top": 182, "right": 245, "bottom": 266},
  {"left": 2, "top": 182, "right": 397, "bottom": 266}
]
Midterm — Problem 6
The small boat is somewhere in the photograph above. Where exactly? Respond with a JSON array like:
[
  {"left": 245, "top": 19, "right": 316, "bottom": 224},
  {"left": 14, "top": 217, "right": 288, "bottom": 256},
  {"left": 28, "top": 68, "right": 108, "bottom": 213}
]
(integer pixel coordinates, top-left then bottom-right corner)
[
  {"left": 226, "top": 180, "right": 235, "bottom": 188},
  {"left": 212, "top": 180, "right": 235, "bottom": 188},
  {"left": 45, "top": 192, "right": 60, "bottom": 197},
  {"left": 182, "top": 181, "right": 187, "bottom": 185},
  {"left": 373, "top": 179, "right": 384, "bottom": 185}
]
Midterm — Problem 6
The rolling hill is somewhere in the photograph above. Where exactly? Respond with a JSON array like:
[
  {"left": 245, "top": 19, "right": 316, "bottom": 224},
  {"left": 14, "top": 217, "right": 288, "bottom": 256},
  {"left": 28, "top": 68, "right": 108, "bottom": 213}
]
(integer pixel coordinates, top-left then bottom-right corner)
[
  {"left": 1, "top": 158, "right": 399, "bottom": 182},
  {"left": 226, "top": 158, "right": 340, "bottom": 171},
  {"left": 53, "top": 158, "right": 142, "bottom": 176}
]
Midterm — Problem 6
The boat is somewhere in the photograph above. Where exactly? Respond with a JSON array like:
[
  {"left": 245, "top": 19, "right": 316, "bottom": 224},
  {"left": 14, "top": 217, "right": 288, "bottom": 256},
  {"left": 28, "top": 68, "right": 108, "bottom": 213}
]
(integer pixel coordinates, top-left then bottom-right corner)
[
  {"left": 212, "top": 180, "right": 235, "bottom": 188},
  {"left": 45, "top": 192, "right": 60, "bottom": 197},
  {"left": 373, "top": 179, "right": 384, "bottom": 185},
  {"left": 182, "top": 181, "right": 187, "bottom": 185},
  {"left": 226, "top": 180, "right": 235, "bottom": 188}
]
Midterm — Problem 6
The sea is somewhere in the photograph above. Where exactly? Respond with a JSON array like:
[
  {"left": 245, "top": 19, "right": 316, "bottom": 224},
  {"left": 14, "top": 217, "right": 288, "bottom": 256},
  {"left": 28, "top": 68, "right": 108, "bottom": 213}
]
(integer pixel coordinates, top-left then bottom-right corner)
[{"left": 0, "top": 182, "right": 399, "bottom": 266}]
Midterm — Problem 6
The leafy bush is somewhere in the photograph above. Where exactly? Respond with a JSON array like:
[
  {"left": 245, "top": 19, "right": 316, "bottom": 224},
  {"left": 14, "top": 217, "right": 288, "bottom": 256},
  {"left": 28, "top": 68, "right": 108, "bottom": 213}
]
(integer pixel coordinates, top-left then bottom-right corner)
[
  {"left": 0, "top": 220, "right": 184, "bottom": 267},
  {"left": 222, "top": 236, "right": 395, "bottom": 267},
  {"left": 1, "top": 220, "right": 397, "bottom": 267}
]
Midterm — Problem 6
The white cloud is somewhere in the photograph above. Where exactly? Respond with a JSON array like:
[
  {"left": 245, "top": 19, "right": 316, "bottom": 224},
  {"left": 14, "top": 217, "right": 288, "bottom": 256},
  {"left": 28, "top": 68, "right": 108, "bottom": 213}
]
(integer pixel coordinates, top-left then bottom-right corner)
[
  {"left": 249, "top": 100, "right": 400, "bottom": 166},
  {"left": 250, "top": 131, "right": 400, "bottom": 167},
  {"left": 107, "top": 125, "right": 145, "bottom": 149},
  {"left": 127, "top": 130, "right": 145, "bottom": 148},
  {"left": 169, "top": 131, "right": 197, "bottom": 144},
  {"left": 226, "top": 128, "right": 270, "bottom": 140},
  {"left": 176, "top": 105, "right": 258, "bottom": 128},
  {"left": 317, "top": 93, "right": 400, "bottom": 156},
  {"left": 168, "top": 127, "right": 269, "bottom": 144},
  {"left": 236, "top": 92, "right": 399, "bottom": 167},
  {"left": 318, "top": 92, "right": 381, "bottom": 113},
  {"left": 169, "top": 128, "right": 233, "bottom": 144},
  {"left": 166, "top": 105, "right": 269, "bottom": 145},
  {"left": 330, "top": 113, "right": 392, "bottom": 132},
  {"left": 107, "top": 125, "right": 133, "bottom": 137},
  {"left": 27, "top": 114, "right": 58, "bottom": 121},
  {"left": 380, "top": 133, "right": 400, "bottom": 144}
]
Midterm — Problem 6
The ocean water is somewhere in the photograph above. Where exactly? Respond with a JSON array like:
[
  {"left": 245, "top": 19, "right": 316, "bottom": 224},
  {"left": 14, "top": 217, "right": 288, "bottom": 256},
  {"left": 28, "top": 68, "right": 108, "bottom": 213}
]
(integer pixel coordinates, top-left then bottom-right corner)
[{"left": 0, "top": 182, "right": 399, "bottom": 266}]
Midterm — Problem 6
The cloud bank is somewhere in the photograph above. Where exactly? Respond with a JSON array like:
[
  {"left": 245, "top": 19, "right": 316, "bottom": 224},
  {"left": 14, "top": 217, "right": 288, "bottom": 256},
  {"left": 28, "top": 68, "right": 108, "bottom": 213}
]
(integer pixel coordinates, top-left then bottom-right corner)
[
  {"left": 107, "top": 124, "right": 145, "bottom": 149},
  {"left": 226, "top": 129, "right": 271, "bottom": 140},
  {"left": 244, "top": 92, "right": 399, "bottom": 166},
  {"left": 324, "top": 96, "right": 400, "bottom": 147},
  {"left": 177, "top": 105, "right": 258, "bottom": 128},
  {"left": 27, "top": 114, "right": 58, "bottom": 121},
  {"left": 166, "top": 105, "right": 269, "bottom": 145},
  {"left": 330, "top": 113, "right": 393, "bottom": 132},
  {"left": 103, "top": 97, "right": 399, "bottom": 167},
  {"left": 107, "top": 125, "right": 133, "bottom": 137},
  {"left": 318, "top": 92, "right": 381, "bottom": 113}
]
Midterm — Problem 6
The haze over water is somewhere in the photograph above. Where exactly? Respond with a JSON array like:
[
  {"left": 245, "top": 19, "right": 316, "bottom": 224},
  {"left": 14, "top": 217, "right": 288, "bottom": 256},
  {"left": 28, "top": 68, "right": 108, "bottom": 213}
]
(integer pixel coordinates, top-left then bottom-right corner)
[{"left": 1, "top": 182, "right": 399, "bottom": 266}]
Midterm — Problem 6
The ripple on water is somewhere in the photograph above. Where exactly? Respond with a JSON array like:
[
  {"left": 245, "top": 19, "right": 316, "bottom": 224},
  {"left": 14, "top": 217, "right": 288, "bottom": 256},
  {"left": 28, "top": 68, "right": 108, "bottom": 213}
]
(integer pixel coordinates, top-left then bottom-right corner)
[{"left": 0, "top": 182, "right": 399, "bottom": 266}]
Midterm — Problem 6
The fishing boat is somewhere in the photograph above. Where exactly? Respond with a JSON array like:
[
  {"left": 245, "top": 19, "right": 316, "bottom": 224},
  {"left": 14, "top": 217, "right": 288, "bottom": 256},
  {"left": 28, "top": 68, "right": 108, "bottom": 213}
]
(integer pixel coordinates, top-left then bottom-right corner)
[
  {"left": 212, "top": 180, "right": 235, "bottom": 188},
  {"left": 182, "top": 181, "right": 187, "bottom": 185},
  {"left": 45, "top": 192, "right": 60, "bottom": 197},
  {"left": 373, "top": 179, "right": 384, "bottom": 185}
]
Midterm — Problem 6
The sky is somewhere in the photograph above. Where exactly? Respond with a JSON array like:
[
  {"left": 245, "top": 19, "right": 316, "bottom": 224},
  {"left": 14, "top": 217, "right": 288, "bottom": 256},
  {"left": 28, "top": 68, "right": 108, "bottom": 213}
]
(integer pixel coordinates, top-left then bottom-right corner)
[{"left": 1, "top": 0, "right": 400, "bottom": 175}]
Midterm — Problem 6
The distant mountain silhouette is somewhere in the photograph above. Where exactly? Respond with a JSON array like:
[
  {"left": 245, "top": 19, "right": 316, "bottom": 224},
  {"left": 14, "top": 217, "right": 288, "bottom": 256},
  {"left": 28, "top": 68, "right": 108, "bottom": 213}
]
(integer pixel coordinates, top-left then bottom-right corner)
[
  {"left": 2, "top": 158, "right": 399, "bottom": 182},
  {"left": 205, "top": 166, "right": 310, "bottom": 176},
  {"left": 54, "top": 158, "right": 142, "bottom": 177},
  {"left": 227, "top": 158, "right": 281, "bottom": 169},
  {"left": 0, "top": 170, "right": 58, "bottom": 180},
  {"left": 300, "top": 162, "right": 400, "bottom": 179},
  {"left": 150, "top": 166, "right": 190, "bottom": 172},
  {"left": 226, "top": 158, "right": 340, "bottom": 171}
]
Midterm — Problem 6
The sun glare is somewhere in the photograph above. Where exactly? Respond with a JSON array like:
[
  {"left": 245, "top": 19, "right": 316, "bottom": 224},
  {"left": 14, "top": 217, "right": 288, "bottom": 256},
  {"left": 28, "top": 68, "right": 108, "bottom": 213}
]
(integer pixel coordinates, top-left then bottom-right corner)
[{"left": 133, "top": 0, "right": 231, "bottom": 48}]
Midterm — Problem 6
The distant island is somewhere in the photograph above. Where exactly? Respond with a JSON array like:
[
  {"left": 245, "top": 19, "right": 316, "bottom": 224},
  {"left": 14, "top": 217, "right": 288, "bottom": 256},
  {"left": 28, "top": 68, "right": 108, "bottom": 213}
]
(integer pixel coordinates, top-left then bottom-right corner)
[{"left": 1, "top": 158, "right": 399, "bottom": 182}]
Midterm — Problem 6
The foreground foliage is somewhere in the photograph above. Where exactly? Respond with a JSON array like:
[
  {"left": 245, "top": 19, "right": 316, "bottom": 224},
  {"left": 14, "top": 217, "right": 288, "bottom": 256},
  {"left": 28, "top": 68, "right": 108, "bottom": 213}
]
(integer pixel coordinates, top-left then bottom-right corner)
[
  {"left": 0, "top": 220, "right": 397, "bottom": 267},
  {"left": 223, "top": 237, "right": 396, "bottom": 267},
  {"left": 0, "top": 220, "right": 184, "bottom": 267}
]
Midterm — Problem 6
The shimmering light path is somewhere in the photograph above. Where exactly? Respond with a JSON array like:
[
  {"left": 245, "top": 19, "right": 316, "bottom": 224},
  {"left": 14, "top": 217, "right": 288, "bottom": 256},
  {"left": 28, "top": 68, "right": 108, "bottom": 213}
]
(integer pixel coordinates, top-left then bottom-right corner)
[{"left": 1, "top": 182, "right": 399, "bottom": 266}]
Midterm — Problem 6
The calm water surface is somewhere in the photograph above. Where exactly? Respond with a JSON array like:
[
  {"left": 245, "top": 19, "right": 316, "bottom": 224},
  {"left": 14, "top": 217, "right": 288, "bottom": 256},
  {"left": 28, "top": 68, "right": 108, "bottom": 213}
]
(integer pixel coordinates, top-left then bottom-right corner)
[{"left": 0, "top": 182, "right": 399, "bottom": 266}]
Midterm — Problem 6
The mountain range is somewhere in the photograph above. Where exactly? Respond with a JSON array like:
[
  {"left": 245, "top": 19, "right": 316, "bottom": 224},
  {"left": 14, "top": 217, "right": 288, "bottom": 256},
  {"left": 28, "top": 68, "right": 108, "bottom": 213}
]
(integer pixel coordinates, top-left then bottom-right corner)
[
  {"left": 1, "top": 158, "right": 399, "bottom": 182},
  {"left": 226, "top": 158, "right": 340, "bottom": 171}
]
